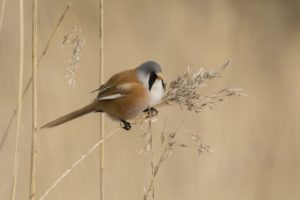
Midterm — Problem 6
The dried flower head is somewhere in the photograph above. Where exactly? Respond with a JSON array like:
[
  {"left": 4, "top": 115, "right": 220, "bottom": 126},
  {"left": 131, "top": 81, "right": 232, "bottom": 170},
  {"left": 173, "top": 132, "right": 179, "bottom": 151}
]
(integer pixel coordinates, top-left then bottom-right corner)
[
  {"left": 142, "top": 61, "right": 244, "bottom": 200},
  {"left": 187, "top": 130, "right": 213, "bottom": 154},
  {"left": 62, "top": 25, "right": 85, "bottom": 88},
  {"left": 142, "top": 124, "right": 212, "bottom": 200},
  {"left": 158, "top": 60, "right": 245, "bottom": 113}
]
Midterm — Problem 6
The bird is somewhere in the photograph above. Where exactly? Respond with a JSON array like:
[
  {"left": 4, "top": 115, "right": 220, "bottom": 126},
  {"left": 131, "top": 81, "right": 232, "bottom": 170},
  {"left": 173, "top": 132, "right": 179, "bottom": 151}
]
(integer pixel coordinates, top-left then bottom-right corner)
[{"left": 41, "top": 61, "right": 165, "bottom": 130}]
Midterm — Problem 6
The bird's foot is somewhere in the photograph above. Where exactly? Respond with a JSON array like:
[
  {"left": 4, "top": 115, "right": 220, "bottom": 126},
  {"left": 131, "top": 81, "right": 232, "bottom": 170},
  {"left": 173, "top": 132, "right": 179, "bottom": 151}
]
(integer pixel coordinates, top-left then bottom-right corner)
[
  {"left": 143, "top": 107, "right": 158, "bottom": 117},
  {"left": 120, "top": 120, "right": 131, "bottom": 131}
]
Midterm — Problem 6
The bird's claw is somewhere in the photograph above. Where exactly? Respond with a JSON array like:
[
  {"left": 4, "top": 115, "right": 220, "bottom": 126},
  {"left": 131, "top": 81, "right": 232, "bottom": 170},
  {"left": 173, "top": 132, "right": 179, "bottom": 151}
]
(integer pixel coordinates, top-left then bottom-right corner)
[
  {"left": 121, "top": 120, "right": 131, "bottom": 131},
  {"left": 143, "top": 107, "right": 158, "bottom": 117}
]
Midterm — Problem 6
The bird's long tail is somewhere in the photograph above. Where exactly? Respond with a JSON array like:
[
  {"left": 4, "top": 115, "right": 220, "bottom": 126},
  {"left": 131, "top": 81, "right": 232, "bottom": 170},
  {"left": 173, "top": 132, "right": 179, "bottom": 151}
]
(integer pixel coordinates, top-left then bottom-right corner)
[{"left": 41, "top": 102, "right": 99, "bottom": 129}]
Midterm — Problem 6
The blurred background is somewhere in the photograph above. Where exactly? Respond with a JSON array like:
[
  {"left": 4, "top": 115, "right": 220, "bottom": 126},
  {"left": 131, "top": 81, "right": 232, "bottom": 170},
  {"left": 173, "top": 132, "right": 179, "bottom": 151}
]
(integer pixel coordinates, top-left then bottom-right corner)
[{"left": 1, "top": 0, "right": 300, "bottom": 199}]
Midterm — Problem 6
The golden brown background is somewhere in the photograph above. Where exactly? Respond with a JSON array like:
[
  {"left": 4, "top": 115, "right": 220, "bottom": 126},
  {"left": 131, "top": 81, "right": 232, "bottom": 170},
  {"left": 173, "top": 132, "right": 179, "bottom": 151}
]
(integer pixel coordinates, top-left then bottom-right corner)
[{"left": 1, "top": 0, "right": 300, "bottom": 199}]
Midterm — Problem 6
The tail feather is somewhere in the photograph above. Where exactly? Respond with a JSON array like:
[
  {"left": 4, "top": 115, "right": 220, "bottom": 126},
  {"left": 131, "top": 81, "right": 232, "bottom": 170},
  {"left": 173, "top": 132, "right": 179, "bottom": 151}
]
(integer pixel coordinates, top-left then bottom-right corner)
[{"left": 41, "top": 102, "right": 98, "bottom": 129}]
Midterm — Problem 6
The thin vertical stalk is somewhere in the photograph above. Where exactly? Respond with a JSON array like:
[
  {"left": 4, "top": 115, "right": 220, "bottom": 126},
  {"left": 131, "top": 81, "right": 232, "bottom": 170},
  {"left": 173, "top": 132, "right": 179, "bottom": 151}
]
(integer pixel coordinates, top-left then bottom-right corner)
[
  {"left": 11, "top": 0, "right": 24, "bottom": 198},
  {"left": 0, "top": 0, "right": 7, "bottom": 34},
  {"left": 30, "top": 0, "right": 38, "bottom": 199},
  {"left": 0, "top": 1, "right": 71, "bottom": 153},
  {"left": 99, "top": 0, "right": 105, "bottom": 200},
  {"left": 148, "top": 109, "right": 155, "bottom": 200}
]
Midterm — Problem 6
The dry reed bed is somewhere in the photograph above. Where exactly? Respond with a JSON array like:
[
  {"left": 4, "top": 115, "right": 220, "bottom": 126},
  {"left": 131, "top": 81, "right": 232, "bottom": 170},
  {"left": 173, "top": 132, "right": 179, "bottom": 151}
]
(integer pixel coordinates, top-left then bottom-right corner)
[
  {"left": 38, "top": 61, "right": 243, "bottom": 200},
  {"left": 0, "top": 1, "right": 71, "bottom": 152},
  {"left": 1, "top": 1, "right": 244, "bottom": 199},
  {"left": 2, "top": 1, "right": 71, "bottom": 199}
]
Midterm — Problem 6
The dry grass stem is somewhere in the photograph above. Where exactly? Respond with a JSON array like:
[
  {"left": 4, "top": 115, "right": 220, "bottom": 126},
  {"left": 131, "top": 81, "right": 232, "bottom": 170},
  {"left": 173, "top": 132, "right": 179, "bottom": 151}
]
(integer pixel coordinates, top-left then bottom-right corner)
[
  {"left": 38, "top": 128, "right": 120, "bottom": 200},
  {"left": 11, "top": 0, "right": 24, "bottom": 198},
  {"left": 29, "top": 0, "right": 38, "bottom": 199},
  {"left": 0, "top": 1, "right": 71, "bottom": 152},
  {"left": 98, "top": 0, "right": 105, "bottom": 199},
  {"left": 140, "top": 109, "right": 156, "bottom": 200},
  {"left": 143, "top": 126, "right": 212, "bottom": 200},
  {"left": 0, "top": 109, "right": 15, "bottom": 151},
  {"left": 0, "top": 0, "right": 7, "bottom": 34},
  {"left": 39, "top": 1, "right": 71, "bottom": 65},
  {"left": 147, "top": 109, "right": 155, "bottom": 200}
]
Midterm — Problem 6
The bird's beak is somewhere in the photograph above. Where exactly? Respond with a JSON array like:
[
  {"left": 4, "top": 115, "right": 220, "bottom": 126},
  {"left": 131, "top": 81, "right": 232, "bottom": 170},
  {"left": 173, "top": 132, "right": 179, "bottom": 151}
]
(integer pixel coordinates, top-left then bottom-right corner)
[{"left": 156, "top": 72, "right": 164, "bottom": 81}]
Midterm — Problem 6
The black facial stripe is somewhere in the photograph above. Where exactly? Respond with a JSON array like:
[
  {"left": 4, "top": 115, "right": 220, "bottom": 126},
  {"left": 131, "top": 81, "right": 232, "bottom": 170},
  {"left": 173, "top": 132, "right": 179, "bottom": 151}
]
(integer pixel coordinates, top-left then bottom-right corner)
[
  {"left": 162, "top": 80, "right": 165, "bottom": 90},
  {"left": 148, "top": 72, "right": 157, "bottom": 90}
]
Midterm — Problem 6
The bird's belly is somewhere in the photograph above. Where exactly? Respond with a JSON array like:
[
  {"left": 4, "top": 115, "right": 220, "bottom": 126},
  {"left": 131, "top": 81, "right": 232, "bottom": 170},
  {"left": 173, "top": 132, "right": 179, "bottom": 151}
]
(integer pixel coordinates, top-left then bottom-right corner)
[{"left": 98, "top": 91, "right": 148, "bottom": 120}]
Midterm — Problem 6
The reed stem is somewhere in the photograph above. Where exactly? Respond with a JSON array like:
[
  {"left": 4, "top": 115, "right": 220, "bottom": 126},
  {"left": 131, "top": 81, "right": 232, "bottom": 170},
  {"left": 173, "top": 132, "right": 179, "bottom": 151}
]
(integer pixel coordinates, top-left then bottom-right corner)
[
  {"left": 38, "top": 128, "right": 119, "bottom": 200},
  {"left": 11, "top": 0, "right": 24, "bottom": 198},
  {"left": 99, "top": 0, "right": 105, "bottom": 200},
  {"left": 0, "top": 0, "right": 7, "bottom": 34},
  {"left": 29, "top": 0, "right": 38, "bottom": 199},
  {"left": 0, "top": 1, "right": 71, "bottom": 152}
]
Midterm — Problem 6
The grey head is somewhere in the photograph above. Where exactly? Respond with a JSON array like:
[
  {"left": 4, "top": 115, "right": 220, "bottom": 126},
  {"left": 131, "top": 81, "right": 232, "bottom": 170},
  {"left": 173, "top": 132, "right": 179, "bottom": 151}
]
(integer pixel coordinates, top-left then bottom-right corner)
[
  {"left": 136, "top": 60, "right": 162, "bottom": 75},
  {"left": 136, "top": 61, "right": 163, "bottom": 90}
]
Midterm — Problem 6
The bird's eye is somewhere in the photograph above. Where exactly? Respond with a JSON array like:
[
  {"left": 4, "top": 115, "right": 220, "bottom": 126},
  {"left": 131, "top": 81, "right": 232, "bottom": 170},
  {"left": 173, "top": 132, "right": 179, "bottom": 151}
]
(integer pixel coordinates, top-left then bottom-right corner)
[{"left": 148, "top": 72, "right": 157, "bottom": 90}]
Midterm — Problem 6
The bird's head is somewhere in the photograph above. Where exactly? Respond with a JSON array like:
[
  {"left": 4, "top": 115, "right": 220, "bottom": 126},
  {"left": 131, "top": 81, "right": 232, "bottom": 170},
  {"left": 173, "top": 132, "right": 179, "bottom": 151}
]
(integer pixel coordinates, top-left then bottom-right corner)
[{"left": 136, "top": 60, "right": 165, "bottom": 91}]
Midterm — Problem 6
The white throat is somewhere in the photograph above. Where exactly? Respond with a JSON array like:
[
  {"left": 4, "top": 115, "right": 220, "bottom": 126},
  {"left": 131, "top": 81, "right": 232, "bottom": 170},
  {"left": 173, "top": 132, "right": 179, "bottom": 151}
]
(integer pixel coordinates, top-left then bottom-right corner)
[
  {"left": 149, "top": 79, "right": 164, "bottom": 106},
  {"left": 136, "top": 71, "right": 164, "bottom": 107}
]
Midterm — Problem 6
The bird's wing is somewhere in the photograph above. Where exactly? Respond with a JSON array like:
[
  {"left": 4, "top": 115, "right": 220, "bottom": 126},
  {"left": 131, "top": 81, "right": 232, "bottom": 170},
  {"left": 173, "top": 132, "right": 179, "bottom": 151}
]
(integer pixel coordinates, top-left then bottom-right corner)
[
  {"left": 93, "top": 83, "right": 133, "bottom": 101},
  {"left": 92, "top": 69, "right": 140, "bottom": 101}
]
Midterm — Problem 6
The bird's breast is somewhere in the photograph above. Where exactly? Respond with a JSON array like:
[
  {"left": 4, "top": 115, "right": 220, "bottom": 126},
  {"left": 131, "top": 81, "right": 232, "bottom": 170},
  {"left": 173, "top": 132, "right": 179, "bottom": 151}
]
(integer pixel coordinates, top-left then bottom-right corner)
[{"left": 148, "top": 80, "right": 164, "bottom": 107}]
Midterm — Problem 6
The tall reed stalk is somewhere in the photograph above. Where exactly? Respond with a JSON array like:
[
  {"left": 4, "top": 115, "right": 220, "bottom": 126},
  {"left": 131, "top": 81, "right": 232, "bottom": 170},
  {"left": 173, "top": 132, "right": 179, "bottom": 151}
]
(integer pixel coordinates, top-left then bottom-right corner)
[
  {"left": 148, "top": 111, "right": 155, "bottom": 200},
  {"left": 29, "top": 0, "right": 38, "bottom": 199},
  {"left": 11, "top": 0, "right": 24, "bottom": 198},
  {"left": 0, "top": 1, "right": 71, "bottom": 152},
  {"left": 99, "top": 0, "right": 105, "bottom": 199},
  {"left": 0, "top": 0, "right": 7, "bottom": 34}
]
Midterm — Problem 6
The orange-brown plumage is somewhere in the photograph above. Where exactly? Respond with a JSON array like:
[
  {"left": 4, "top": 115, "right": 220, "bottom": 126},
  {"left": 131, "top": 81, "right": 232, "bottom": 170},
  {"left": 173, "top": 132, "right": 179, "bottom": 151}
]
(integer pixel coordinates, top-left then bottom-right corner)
[
  {"left": 97, "top": 70, "right": 149, "bottom": 120},
  {"left": 41, "top": 61, "right": 164, "bottom": 130}
]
